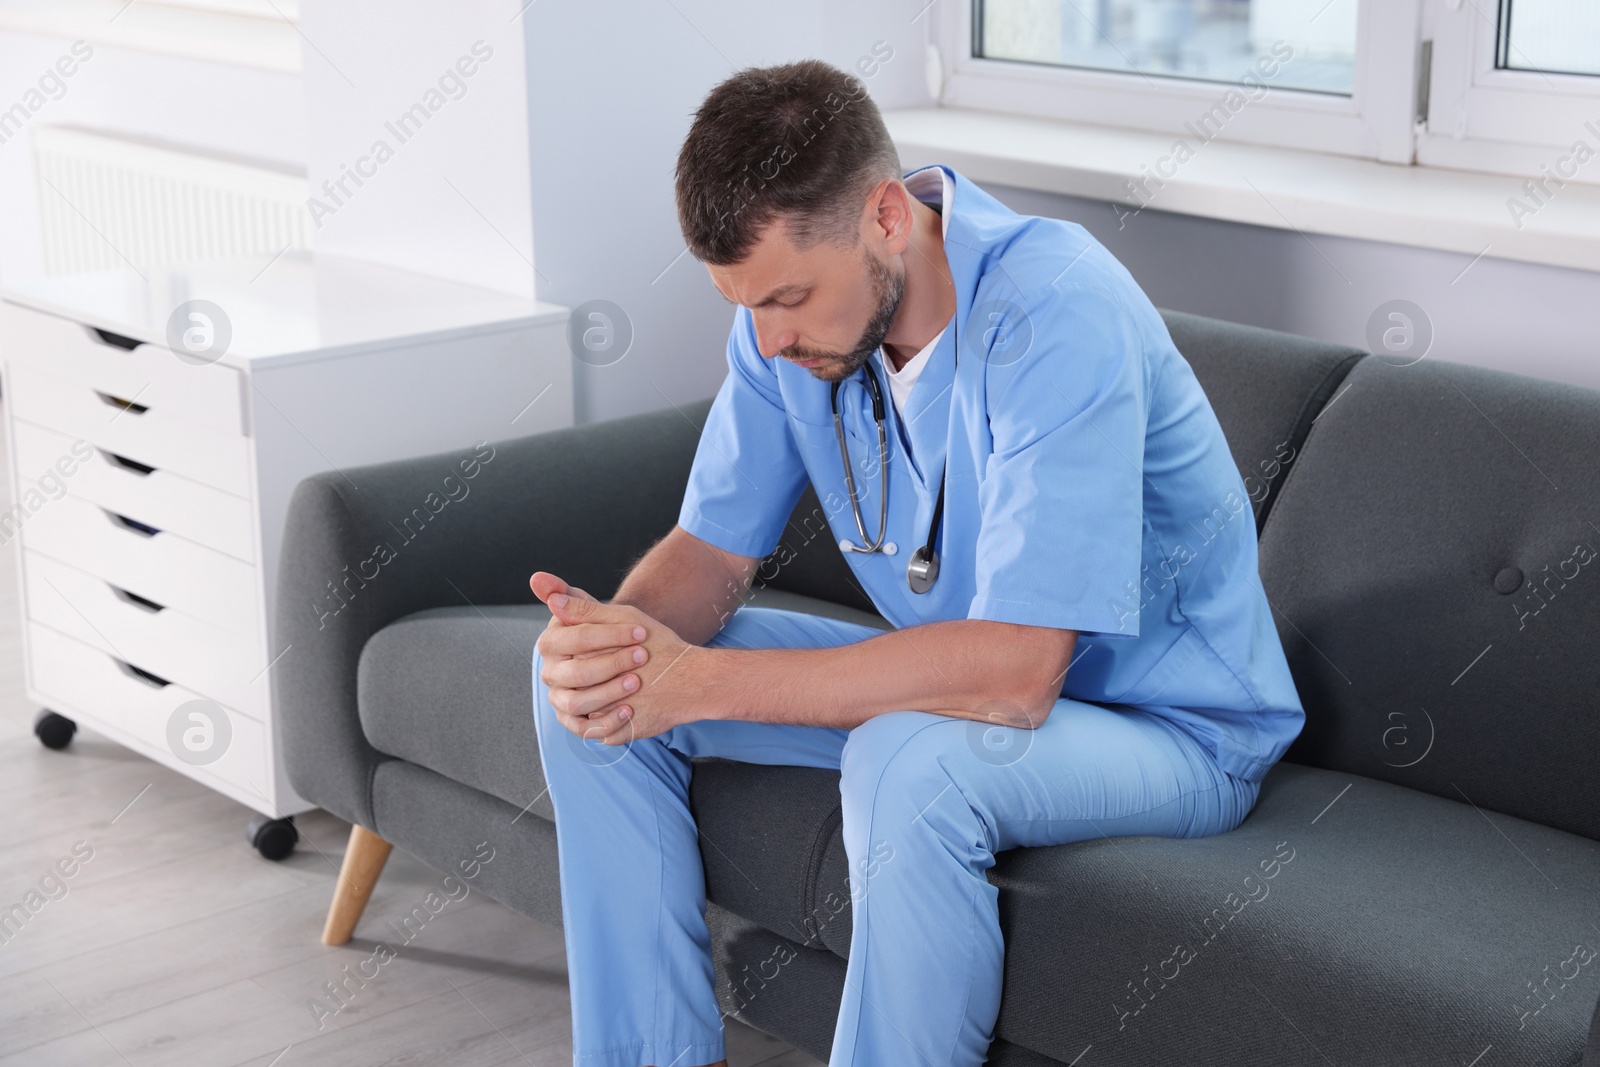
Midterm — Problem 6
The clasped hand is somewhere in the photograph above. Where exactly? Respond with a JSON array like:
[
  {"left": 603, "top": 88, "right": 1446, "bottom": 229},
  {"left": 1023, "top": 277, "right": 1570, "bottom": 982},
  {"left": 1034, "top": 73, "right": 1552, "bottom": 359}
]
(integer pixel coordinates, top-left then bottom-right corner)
[{"left": 530, "top": 571, "right": 698, "bottom": 746}]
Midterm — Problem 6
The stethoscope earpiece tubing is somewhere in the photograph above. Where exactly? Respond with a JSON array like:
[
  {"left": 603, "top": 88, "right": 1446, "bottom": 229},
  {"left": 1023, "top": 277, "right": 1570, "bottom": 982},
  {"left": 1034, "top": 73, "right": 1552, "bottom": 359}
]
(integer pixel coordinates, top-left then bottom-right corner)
[
  {"left": 832, "top": 368, "right": 892, "bottom": 554},
  {"left": 830, "top": 314, "right": 953, "bottom": 594}
]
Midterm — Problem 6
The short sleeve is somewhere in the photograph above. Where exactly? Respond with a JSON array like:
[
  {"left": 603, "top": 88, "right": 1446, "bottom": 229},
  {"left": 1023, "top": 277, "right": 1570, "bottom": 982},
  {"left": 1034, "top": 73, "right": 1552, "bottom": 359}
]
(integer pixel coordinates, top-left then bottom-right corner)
[
  {"left": 967, "top": 283, "right": 1148, "bottom": 639},
  {"left": 676, "top": 309, "right": 810, "bottom": 559}
]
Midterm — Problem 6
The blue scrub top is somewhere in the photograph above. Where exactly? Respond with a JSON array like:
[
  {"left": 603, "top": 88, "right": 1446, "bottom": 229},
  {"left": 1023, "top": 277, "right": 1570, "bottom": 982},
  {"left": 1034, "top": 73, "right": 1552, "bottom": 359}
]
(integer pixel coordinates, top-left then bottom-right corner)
[{"left": 677, "top": 164, "right": 1305, "bottom": 783}]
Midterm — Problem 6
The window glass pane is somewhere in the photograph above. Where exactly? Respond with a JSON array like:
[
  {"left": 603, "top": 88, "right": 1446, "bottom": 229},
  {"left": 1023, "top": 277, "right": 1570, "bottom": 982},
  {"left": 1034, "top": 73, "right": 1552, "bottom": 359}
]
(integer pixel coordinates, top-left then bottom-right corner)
[
  {"left": 1500, "top": 0, "right": 1600, "bottom": 76},
  {"left": 977, "top": 0, "right": 1358, "bottom": 95}
]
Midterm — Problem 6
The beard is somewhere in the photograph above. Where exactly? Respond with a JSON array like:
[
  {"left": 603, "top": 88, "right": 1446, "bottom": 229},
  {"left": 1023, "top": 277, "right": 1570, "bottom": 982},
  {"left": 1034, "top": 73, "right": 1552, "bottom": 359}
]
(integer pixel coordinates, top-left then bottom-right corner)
[{"left": 781, "top": 249, "right": 904, "bottom": 382}]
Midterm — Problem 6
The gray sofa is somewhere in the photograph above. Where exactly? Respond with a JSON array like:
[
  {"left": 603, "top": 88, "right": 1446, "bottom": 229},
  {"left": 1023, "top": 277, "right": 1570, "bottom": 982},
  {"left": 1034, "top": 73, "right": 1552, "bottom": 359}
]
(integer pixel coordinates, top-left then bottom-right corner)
[{"left": 276, "top": 310, "right": 1600, "bottom": 1067}]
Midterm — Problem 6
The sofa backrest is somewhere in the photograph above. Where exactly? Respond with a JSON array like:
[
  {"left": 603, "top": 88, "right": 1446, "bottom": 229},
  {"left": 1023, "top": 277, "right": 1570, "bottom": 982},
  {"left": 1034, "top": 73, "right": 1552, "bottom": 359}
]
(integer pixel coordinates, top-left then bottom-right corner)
[
  {"left": 1258, "top": 355, "right": 1600, "bottom": 842},
  {"left": 1160, "top": 310, "right": 1365, "bottom": 534}
]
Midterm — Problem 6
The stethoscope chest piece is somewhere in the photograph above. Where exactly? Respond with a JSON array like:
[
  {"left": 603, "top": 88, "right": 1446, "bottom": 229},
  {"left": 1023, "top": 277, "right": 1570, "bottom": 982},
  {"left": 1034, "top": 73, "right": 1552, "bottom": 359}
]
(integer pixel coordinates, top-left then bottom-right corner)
[{"left": 906, "top": 545, "right": 939, "bottom": 594}]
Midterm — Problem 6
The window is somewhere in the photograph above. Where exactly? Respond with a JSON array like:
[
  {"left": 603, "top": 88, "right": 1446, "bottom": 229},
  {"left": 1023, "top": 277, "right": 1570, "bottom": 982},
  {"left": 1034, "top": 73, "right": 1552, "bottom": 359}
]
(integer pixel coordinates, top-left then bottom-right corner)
[
  {"left": 1499, "top": 0, "right": 1600, "bottom": 77},
  {"left": 978, "top": 0, "right": 1358, "bottom": 94},
  {"left": 941, "top": 0, "right": 1600, "bottom": 180},
  {"left": 1420, "top": 0, "right": 1600, "bottom": 178}
]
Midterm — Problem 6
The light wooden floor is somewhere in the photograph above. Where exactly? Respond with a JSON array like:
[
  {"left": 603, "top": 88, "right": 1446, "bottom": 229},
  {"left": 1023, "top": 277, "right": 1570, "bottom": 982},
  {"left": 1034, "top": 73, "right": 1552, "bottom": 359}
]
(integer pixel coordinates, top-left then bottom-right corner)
[{"left": 0, "top": 402, "right": 823, "bottom": 1067}]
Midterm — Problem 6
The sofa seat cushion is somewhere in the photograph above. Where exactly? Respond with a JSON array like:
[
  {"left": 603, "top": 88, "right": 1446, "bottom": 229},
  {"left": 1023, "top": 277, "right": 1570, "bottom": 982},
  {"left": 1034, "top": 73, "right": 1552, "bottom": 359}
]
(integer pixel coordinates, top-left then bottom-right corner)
[
  {"left": 690, "top": 757, "right": 1600, "bottom": 1066},
  {"left": 358, "top": 603, "right": 557, "bottom": 820},
  {"left": 982, "top": 760, "right": 1600, "bottom": 1065},
  {"left": 355, "top": 588, "right": 893, "bottom": 823}
]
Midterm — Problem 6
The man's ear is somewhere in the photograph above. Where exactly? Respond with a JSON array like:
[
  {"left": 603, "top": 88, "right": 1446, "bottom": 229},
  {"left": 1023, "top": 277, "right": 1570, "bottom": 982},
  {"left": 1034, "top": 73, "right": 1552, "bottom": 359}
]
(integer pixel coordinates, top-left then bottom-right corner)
[{"left": 869, "top": 178, "right": 914, "bottom": 255}]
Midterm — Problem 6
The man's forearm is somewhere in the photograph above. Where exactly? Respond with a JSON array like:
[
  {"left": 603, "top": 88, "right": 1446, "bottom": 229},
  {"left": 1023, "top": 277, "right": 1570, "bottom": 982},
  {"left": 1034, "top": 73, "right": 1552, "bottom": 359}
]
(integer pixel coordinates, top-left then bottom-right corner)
[
  {"left": 609, "top": 527, "right": 751, "bottom": 647},
  {"left": 682, "top": 619, "right": 1063, "bottom": 730}
]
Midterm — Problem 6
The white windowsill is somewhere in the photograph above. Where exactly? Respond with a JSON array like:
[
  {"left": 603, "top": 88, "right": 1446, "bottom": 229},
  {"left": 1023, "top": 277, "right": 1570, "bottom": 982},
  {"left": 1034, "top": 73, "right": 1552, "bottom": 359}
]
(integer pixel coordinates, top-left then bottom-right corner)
[
  {"left": 0, "top": 0, "right": 300, "bottom": 74},
  {"left": 883, "top": 106, "right": 1600, "bottom": 276}
]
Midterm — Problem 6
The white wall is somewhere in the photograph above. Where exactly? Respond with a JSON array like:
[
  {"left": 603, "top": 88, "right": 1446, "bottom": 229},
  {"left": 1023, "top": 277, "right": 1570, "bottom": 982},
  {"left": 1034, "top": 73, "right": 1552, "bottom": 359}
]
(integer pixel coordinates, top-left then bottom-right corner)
[
  {"left": 519, "top": 0, "right": 934, "bottom": 425},
  {"left": 297, "top": 0, "right": 536, "bottom": 299},
  {"left": 0, "top": 31, "right": 305, "bottom": 285}
]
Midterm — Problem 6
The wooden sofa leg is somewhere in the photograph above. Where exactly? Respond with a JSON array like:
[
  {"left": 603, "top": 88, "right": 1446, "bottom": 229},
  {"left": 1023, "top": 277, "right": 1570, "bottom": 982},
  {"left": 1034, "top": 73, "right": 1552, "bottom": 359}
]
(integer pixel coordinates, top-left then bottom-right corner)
[{"left": 322, "top": 823, "right": 394, "bottom": 945}]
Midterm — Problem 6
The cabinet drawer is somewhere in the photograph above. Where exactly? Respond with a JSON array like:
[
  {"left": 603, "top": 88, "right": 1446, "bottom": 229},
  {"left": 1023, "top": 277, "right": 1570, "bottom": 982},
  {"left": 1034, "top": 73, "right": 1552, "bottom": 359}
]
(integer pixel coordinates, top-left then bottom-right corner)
[
  {"left": 23, "top": 551, "right": 268, "bottom": 720},
  {"left": 0, "top": 300, "right": 245, "bottom": 436},
  {"left": 13, "top": 419, "right": 255, "bottom": 563},
  {"left": 17, "top": 479, "right": 258, "bottom": 638},
  {"left": 6, "top": 364, "right": 251, "bottom": 497},
  {"left": 27, "top": 620, "right": 264, "bottom": 798}
]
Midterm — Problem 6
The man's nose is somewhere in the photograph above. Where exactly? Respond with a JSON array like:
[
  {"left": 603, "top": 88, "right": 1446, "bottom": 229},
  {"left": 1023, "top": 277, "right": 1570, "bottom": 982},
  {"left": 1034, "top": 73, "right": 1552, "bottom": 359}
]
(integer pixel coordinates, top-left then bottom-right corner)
[{"left": 754, "top": 320, "right": 797, "bottom": 359}]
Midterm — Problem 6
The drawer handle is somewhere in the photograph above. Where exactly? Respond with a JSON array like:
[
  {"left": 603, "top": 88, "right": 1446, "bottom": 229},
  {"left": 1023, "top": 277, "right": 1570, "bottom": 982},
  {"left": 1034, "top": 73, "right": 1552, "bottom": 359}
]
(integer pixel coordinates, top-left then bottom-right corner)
[
  {"left": 113, "top": 658, "right": 171, "bottom": 688},
  {"left": 110, "top": 585, "right": 165, "bottom": 613},
  {"left": 100, "top": 449, "right": 156, "bottom": 476},
  {"left": 95, "top": 391, "right": 149, "bottom": 416},
  {"left": 103, "top": 509, "right": 161, "bottom": 538},
  {"left": 88, "top": 327, "right": 141, "bottom": 351}
]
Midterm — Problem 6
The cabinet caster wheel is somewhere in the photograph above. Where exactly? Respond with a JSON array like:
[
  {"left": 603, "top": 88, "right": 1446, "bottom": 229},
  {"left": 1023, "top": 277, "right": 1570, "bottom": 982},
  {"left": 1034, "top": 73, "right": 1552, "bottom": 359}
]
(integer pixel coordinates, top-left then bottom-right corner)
[
  {"left": 33, "top": 709, "right": 76, "bottom": 750},
  {"left": 247, "top": 814, "right": 299, "bottom": 860}
]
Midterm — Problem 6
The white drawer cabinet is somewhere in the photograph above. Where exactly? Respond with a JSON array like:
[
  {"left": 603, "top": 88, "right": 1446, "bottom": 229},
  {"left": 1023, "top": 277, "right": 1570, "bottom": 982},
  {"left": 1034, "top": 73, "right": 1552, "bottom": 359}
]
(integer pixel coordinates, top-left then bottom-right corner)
[
  {"left": 13, "top": 420, "right": 257, "bottom": 561},
  {"left": 23, "top": 549, "right": 266, "bottom": 718},
  {"left": 1, "top": 251, "right": 572, "bottom": 857},
  {"left": 26, "top": 621, "right": 270, "bottom": 801},
  {"left": 20, "top": 479, "right": 261, "bottom": 635},
  {"left": 8, "top": 361, "right": 253, "bottom": 493},
  {"left": 2, "top": 298, "right": 249, "bottom": 435}
]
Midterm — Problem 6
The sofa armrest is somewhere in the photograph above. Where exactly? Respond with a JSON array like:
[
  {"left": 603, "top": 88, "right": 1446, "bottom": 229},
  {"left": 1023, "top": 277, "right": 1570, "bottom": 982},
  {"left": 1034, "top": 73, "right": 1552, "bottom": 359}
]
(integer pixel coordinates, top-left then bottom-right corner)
[{"left": 273, "top": 398, "right": 712, "bottom": 828}]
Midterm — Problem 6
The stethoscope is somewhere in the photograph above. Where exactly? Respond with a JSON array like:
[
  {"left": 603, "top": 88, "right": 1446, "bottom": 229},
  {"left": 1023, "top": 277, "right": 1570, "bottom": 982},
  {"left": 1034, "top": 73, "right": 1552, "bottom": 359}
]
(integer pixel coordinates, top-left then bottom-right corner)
[{"left": 829, "top": 319, "right": 953, "bottom": 595}]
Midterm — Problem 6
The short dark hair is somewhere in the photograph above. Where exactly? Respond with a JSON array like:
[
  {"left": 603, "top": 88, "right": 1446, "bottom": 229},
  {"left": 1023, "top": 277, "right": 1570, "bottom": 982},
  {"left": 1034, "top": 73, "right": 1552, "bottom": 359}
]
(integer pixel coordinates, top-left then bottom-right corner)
[{"left": 674, "top": 58, "right": 902, "bottom": 266}]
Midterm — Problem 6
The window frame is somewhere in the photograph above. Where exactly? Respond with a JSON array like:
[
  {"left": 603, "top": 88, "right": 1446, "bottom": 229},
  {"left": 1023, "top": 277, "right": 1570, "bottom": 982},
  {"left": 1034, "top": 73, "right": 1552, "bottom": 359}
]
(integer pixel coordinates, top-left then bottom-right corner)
[
  {"left": 938, "top": 0, "right": 1423, "bottom": 164},
  {"left": 1417, "top": 0, "right": 1600, "bottom": 182}
]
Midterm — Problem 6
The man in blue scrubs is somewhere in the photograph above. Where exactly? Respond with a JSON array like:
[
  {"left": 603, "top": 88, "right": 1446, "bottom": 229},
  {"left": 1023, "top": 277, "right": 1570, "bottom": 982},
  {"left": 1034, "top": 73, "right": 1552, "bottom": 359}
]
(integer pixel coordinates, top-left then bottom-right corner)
[{"left": 530, "top": 58, "right": 1304, "bottom": 1067}]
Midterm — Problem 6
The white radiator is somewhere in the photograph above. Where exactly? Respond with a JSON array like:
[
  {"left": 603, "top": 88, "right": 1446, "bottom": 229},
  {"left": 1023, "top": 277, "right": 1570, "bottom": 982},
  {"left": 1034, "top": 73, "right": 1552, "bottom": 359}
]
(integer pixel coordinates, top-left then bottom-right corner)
[{"left": 31, "top": 125, "right": 310, "bottom": 276}]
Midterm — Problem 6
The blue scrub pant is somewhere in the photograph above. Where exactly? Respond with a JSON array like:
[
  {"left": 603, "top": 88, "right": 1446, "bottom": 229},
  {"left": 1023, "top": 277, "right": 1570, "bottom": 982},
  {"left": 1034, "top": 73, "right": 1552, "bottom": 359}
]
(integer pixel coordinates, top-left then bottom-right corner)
[{"left": 531, "top": 605, "right": 1261, "bottom": 1067}]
